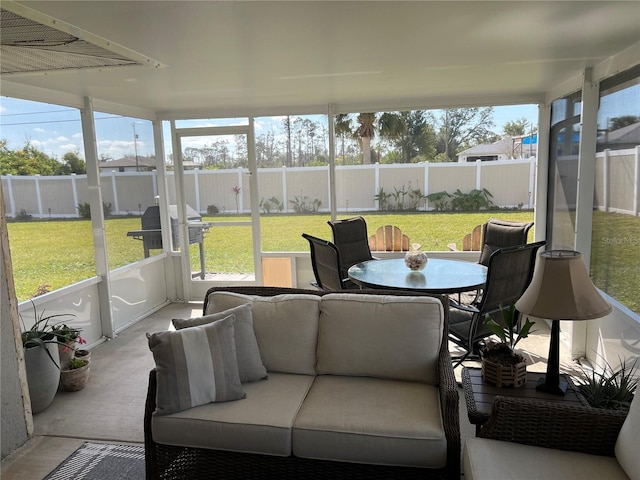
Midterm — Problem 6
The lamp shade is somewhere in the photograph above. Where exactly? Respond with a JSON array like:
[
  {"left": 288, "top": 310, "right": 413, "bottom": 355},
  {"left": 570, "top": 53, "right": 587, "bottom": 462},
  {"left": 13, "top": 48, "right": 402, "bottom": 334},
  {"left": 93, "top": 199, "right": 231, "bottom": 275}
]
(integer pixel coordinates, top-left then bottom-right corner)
[{"left": 515, "top": 250, "right": 612, "bottom": 321}]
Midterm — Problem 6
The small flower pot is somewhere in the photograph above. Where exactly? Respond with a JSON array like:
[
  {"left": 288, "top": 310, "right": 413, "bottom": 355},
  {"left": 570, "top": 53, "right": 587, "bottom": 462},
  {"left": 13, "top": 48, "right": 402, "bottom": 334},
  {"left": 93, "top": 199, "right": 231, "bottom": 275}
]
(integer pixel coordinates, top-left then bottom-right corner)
[
  {"left": 74, "top": 349, "right": 91, "bottom": 364},
  {"left": 60, "top": 362, "right": 90, "bottom": 392},
  {"left": 481, "top": 357, "right": 527, "bottom": 388}
]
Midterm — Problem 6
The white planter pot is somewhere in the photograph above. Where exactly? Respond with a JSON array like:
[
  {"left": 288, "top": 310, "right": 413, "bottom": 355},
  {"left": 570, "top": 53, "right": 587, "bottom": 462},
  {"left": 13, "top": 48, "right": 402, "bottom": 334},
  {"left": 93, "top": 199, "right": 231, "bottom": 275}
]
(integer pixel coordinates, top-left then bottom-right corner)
[{"left": 24, "top": 343, "right": 60, "bottom": 414}]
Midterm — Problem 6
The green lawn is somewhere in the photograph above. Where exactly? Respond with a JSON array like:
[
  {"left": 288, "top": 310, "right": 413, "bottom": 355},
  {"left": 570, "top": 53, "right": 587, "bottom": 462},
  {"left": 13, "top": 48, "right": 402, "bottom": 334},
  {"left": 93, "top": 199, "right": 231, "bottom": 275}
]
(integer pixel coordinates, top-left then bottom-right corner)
[{"left": 7, "top": 210, "right": 639, "bottom": 315}]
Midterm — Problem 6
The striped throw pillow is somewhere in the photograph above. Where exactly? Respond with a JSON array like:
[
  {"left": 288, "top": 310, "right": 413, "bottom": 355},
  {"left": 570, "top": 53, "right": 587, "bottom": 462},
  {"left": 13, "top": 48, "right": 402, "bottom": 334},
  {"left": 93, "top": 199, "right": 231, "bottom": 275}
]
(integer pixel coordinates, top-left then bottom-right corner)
[{"left": 147, "top": 314, "right": 246, "bottom": 415}]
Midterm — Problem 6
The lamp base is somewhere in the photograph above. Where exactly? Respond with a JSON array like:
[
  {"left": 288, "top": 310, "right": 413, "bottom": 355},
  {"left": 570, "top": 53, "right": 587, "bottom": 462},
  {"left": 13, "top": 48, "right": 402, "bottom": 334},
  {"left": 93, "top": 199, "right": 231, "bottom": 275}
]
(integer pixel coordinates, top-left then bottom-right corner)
[{"left": 536, "top": 377, "right": 568, "bottom": 396}]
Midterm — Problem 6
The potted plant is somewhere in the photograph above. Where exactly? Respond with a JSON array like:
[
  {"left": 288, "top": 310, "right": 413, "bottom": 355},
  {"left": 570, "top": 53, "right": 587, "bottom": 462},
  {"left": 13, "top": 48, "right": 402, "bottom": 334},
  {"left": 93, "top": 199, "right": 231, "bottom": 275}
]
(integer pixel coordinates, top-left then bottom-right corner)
[
  {"left": 481, "top": 303, "right": 536, "bottom": 388},
  {"left": 20, "top": 302, "right": 74, "bottom": 413},
  {"left": 59, "top": 357, "right": 90, "bottom": 392},
  {"left": 576, "top": 357, "right": 637, "bottom": 411},
  {"left": 51, "top": 323, "right": 85, "bottom": 368}
]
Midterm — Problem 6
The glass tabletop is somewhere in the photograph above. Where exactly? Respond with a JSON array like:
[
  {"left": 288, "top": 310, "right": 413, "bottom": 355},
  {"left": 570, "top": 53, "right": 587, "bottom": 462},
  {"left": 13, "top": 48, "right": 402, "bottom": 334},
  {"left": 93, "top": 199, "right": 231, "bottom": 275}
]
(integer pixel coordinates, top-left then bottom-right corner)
[{"left": 348, "top": 258, "right": 487, "bottom": 294}]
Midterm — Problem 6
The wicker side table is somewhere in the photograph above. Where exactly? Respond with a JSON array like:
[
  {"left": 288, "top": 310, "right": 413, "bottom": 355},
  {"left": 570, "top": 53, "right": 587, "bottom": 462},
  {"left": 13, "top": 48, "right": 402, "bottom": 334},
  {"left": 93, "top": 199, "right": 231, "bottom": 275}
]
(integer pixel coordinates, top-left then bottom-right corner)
[{"left": 462, "top": 367, "right": 587, "bottom": 435}]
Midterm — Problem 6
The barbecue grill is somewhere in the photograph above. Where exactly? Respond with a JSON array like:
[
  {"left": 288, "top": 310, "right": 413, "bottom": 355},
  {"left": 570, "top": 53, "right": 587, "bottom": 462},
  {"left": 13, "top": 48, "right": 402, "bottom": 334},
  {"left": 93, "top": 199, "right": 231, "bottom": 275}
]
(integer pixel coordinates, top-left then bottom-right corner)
[{"left": 127, "top": 205, "right": 212, "bottom": 279}]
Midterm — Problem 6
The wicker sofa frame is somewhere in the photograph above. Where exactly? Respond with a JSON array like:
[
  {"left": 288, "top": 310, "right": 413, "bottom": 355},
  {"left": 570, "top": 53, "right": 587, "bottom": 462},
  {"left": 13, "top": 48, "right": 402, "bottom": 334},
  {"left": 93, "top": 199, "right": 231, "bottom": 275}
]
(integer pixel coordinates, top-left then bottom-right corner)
[
  {"left": 145, "top": 286, "right": 460, "bottom": 480},
  {"left": 478, "top": 396, "right": 628, "bottom": 456}
]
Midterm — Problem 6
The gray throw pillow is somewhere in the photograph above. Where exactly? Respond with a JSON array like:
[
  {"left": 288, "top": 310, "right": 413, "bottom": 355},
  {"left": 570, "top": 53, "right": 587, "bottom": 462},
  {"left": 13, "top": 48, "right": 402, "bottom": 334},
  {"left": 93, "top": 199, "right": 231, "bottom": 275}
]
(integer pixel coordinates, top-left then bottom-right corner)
[
  {"left": 147, "top": 315, "right": 246, "bottom": 415},
  {"left": 172, "top": 304, "right": 267, "bottom": 383}
]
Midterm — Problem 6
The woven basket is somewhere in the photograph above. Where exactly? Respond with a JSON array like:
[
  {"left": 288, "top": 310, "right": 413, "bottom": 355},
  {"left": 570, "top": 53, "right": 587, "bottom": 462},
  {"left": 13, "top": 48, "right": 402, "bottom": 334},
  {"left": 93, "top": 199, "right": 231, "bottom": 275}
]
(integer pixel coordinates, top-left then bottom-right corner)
[{"left": 481, "top": 357, "right": 527, "bottom": 388}]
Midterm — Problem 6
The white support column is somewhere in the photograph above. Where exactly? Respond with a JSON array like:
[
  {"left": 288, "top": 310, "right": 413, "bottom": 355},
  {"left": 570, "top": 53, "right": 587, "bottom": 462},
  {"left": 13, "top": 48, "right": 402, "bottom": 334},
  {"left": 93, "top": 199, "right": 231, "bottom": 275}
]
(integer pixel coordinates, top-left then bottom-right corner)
[
  {"left": 572, "top": 68, "right": 600, "bottom": 360},
  {"left": 248, "top": 117, "right": 262, "bottom": 284},
  {"left": 575, "top": 67, "right": 599, "bottom": 267},
  {"left": 328, "top": 104, "right": 337, "bottom": 219},
  {"left": 81, "top": 96, "right": 114, "bottom": 339},
  {"left": 475, "top": 160, "right": 482, "bottom": 189},
  {"left": 534, "top": 103, "right": 551, "bottom": 243}
]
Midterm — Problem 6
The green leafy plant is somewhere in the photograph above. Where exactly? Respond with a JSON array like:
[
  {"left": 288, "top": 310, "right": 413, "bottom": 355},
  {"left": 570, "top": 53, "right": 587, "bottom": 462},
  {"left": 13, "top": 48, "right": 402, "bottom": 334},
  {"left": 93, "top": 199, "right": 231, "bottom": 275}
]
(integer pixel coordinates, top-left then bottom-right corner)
[
  {"left": 63, "top": 357, "right": 89, "bottom": 371},
  {"left": 482, "top": 302, "right": 536, "bottom": 366},
  {"left": 51, "top": 323, "right": 85, "bottom": 345},
  {"left": 577, "top": 357, "right": 638, "bottom": 410},
  {"left": 374, "top": 187, "right": 390, "bottom": 211},
  {"left": 425, "top": 191, "right": 452, "bottom": 212},
  {"left": 20, "top": 301, "right": 75, "bottom": 367},
  {"left": 259, "top": 196, "right": 284, "bottom": 214},
  {"left": 207, "top": 204, "right": 219, "bottom": 214},
  {"left": 289, "top": 195, "right": 321, "bottom": 213},
  {"left": 450, "top": 188, "right": 494, "bottom": 211}
]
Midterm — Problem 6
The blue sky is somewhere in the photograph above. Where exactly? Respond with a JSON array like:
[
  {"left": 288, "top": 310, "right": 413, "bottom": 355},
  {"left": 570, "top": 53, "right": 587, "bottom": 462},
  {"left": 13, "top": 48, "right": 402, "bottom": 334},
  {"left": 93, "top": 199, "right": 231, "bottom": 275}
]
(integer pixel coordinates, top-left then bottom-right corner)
[{"left": 0, "top": 96, "right": 538, "bottom": 162}]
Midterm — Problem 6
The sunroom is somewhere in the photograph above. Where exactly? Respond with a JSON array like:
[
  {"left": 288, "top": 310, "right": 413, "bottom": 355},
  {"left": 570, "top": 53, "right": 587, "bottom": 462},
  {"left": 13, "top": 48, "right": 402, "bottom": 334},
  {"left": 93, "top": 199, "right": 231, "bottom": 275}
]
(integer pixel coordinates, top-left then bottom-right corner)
[{"left": 1, "top": 0, "right": 639, "bottom": 470}]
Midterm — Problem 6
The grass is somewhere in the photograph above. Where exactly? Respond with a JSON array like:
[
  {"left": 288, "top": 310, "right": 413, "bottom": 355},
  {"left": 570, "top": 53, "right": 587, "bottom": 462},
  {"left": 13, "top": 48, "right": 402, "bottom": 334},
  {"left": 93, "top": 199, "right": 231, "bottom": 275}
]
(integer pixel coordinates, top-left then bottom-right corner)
[{"left": 6, "top": 210, "right": 640, "bottom": 315}]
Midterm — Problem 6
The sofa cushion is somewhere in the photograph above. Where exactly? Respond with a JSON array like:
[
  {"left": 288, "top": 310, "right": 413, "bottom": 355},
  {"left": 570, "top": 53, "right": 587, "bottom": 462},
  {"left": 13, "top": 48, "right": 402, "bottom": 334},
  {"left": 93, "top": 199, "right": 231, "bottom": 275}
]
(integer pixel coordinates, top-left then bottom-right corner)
[
  {"left": 147, "top": 315, "right": 246, "bottom": 416},
  {"left": 316, "top": 294, "right": 444, "bottom": 384},
  {"left": 615, "top": 393, "right": 640, "bottom": 480},
  {"left": 463, "top": 437, "right": 629, "bottom": 480},
  {"left": 152, "top": 373, "right": 315, "bottom": 456},
  {"left": 292, "top": 375, "right": 446, "bottom": 468},
  {"left": 205, "top": 292, "right": 321, "bottom": 375},
  {"left": 172, "top": 304, "right": 268, "bottom": 383}
]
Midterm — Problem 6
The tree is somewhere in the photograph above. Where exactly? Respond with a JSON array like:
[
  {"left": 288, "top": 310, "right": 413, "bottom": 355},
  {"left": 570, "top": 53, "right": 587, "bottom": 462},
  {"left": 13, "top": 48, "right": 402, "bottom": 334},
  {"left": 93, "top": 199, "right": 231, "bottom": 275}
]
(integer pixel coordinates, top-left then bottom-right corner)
[
  {"left": 503, "top": 118, "right": 535, "bottom": 137},
  {"left": 356, "top": 113, "right": 376, "bottom": 164},
  {"left": 434, "top": 107, "right": 495, "bottom": 162},
  {"left": 0, "top": 140, "right": 63, "bottom": 176},
  {"left": 60, "top": 152, "right": 86, "bottom": 174},
  {"left": 609, "top": 115, "right": 640, "bottom": 130},
  {"left": 379, "top": 111, "right": 436, "bottom": 163}
]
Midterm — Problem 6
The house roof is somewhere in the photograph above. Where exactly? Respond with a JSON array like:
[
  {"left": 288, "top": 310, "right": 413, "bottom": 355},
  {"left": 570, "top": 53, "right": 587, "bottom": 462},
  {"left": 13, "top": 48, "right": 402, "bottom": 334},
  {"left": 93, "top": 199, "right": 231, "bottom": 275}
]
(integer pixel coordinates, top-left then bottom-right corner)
[
  {"left": 605, "top": 121, "right": 640, "bottom": 144},
  {"left": 1, "top": 1, "right": 639, "bottom": 118},
  {"left": 458, "top": 138, "right": 513, "bottom": 156},
  {"left": 98, "top": 156, "right": 156, "bottom": 169}
]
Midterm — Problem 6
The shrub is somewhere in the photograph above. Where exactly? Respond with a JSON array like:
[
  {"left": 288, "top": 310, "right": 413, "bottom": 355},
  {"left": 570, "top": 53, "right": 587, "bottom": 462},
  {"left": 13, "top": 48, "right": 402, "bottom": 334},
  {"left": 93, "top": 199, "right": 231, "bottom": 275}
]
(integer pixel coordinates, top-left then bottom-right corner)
[
  {"left": 207, "top": 204, "right": 219, "bottom": 215},
  {"left": 77, "top": 202, "right": 113, "bottom": 219},
  {"left": 16, "top": 209, "right": 33, "bottom": 221}
]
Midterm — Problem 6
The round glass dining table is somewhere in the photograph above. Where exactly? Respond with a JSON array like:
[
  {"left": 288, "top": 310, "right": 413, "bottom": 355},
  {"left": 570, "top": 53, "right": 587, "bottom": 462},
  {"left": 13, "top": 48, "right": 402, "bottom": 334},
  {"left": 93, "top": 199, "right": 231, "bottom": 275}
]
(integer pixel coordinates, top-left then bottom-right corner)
[{"left": 348, "top": 258, "right": 487, "bottom": 294}]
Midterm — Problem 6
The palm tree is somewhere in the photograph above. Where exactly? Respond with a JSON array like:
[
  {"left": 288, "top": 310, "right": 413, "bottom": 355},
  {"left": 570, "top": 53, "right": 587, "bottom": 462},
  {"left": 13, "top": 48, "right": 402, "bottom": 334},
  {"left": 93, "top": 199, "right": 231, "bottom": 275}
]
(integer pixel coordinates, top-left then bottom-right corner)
[{"left": 356, "top": 113, "right": 376, "bottom": 164}]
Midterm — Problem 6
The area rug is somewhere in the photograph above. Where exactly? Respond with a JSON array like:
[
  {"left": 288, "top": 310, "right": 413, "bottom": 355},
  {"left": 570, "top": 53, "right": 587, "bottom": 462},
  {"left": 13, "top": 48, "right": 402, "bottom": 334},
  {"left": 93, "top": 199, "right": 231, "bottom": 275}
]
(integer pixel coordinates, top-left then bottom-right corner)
[{"left": 44, "top": 442, "right": 144, "bottom": 480}]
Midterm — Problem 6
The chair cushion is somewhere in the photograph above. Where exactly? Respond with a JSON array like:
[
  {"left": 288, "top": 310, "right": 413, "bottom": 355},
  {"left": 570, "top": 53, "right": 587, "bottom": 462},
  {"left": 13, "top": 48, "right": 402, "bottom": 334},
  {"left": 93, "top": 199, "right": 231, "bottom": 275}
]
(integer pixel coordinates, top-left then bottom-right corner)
[
  {"left": 172, "top": 304, "right": 267, "bottom": 383},
  {"left": 205, "top": 292, "right": 321, "bottom": 375},
  {"left": 147, "top": 315, "right": 245, "bottom": 415},
  {"left": 292, "top": 375, "right": 447, "bottom": 468},
  {"left": 615, "top": 393, "right": 640, "bottom": 480},
  {"left": 464, "top": 437, "right": 629, "bottom": 480},
  {"left": 479, "top": 243, "right": 499, "bottom": 266},
  {"left": 152, "top": 373, "right": 315, "bottom": 456},
  {"left": 316, "top": 293, "right": 444, "bottom": 384}
]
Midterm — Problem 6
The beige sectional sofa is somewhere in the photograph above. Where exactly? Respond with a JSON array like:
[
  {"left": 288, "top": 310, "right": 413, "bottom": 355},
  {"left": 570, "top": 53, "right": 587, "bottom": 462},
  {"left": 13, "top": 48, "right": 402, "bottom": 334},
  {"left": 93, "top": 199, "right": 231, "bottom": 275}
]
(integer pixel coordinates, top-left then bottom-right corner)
[{"left": 144, "top": 286, "right": 460, "bottom": 480}]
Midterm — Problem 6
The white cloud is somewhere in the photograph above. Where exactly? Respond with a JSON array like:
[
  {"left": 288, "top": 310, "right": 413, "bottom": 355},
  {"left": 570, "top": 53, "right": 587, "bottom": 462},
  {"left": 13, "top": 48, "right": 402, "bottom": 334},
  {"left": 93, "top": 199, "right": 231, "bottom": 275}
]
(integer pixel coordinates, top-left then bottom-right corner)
[
  {"left": 34, "top": 127, "right": 46, "bottom": 133},
  {"left": 56, "top": 136, "right": 69, "bottom": 142}
]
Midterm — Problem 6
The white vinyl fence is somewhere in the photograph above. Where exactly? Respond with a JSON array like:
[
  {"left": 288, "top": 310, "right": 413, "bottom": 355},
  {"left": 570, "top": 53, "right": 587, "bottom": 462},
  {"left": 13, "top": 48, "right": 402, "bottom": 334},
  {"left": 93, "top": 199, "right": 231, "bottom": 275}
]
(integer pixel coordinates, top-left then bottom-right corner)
[{"left": 2, "top": 151, "right": 638, "bottom": 218}]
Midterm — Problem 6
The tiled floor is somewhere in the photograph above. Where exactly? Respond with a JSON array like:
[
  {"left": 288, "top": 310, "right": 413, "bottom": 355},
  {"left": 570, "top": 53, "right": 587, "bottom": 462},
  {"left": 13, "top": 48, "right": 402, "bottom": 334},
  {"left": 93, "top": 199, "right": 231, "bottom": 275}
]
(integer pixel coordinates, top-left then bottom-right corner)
[{"left": 1, "top": 300, "right": 578, "bottom": 479}]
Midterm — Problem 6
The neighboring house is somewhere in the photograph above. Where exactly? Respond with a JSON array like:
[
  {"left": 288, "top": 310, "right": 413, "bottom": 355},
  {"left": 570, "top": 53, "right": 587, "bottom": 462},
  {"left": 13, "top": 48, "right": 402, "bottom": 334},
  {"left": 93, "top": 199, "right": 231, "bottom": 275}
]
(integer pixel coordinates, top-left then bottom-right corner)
[
  {"left": 457, "top": 136, "right": 537, "bottom": 162},
  {"left": 98, "top": 156, "right": 156, "bottom": 172},
  {"left": 598, "top": 121, "right": 640, "bottom": 151}
]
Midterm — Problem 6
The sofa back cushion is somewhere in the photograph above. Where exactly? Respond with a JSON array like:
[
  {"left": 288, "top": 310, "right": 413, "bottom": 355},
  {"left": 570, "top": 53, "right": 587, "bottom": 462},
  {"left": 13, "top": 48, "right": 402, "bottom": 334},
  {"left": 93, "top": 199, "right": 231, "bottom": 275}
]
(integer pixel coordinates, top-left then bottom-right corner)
[
  {"left": 615, "top": 392, "right": 640, "bottom": 480},
  {"left": 316, "top": 294, "right": 444, "bottom": 384},
  {"left": 205, "top": 292, "right": 321, "bottom": 375}
]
